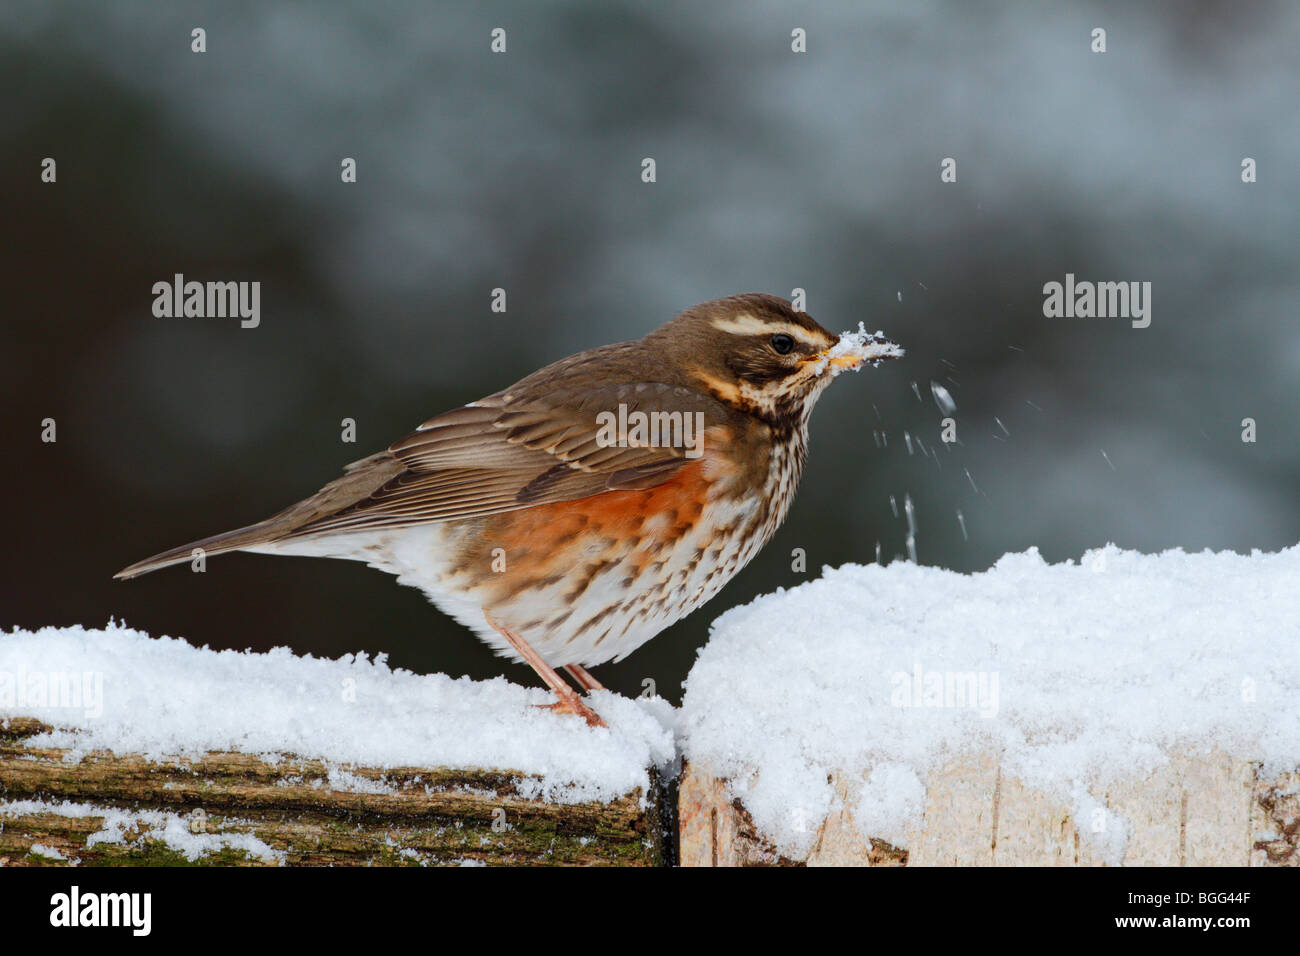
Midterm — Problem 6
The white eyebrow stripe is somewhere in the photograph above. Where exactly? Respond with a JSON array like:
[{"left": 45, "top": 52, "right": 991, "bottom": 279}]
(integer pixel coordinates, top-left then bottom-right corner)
[{"left": 710, "top": 314, "right": 828, "bottom": 346}]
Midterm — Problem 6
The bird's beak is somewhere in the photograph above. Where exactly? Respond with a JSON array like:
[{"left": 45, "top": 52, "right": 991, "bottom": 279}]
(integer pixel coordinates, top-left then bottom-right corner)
[{"left": 809, "top": 326, "right": 904, "bottom": 375}]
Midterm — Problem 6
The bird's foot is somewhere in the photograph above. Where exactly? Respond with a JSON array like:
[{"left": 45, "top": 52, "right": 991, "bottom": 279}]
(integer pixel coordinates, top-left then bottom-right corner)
[{"left": 536, "top": 692, "right": 607, "bottom": 728}]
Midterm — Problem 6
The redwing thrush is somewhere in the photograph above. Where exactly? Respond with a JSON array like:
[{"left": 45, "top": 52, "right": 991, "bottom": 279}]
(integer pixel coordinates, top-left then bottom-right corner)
[{"left": 117, "top": 294, "right": 902, "bottom": 726}]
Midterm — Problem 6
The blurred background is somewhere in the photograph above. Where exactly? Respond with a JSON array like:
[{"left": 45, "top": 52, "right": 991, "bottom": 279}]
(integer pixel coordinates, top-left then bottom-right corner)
[{"left": 3, "top": 1, "right": 1297, "bottom": 704}]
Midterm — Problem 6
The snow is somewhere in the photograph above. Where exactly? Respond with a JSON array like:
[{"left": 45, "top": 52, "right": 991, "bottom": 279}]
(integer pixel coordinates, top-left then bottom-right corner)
[
  {"left": 930, "top": 380, "right": 957, "bottom": 415},
  {"left": 27, "top": 842, "right": 71, "bottom": 863},
  {"left": 0, "top": 797, "right": 282, "bottom": 864},
  {"left": 5, "top": 544, "right": 1297, "bottom": 864},
  {"left": 0, "top": 623, "right": 675, "bottom": 805},
  {"left": 822, "top": 322, "right": 904, "bottom": 375},
  {"left": 680, "top": 543, "right": 1300, "bottom": 861}
]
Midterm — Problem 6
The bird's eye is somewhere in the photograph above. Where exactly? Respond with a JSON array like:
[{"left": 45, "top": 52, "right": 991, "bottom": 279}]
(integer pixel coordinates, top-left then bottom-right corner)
[{"left": 770, "top": 333, "right": 795, "bottom": 355}]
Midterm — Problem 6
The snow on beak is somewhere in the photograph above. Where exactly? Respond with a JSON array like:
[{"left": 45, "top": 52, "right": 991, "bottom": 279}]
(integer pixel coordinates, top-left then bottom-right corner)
[{"left": 811, "top": 323, "right": 904, "bottom": 376}]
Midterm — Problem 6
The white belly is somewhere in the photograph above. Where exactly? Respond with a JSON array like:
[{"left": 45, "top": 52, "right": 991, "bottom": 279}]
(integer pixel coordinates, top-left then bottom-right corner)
[
  {"left": 246, "top": 432, "right": 804, "bottom": 669},
  {"left": 247, "top": 492, "right": 767, "bottom": 668}
]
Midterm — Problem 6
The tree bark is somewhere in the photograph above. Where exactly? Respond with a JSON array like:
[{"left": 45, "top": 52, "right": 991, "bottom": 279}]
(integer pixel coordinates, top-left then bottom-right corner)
[
  {"left": 678, "top": 755, "right": 1300, "bottom": 867},
  {"left": 0, "top": 718, "right": 665, "bottom": 867}
]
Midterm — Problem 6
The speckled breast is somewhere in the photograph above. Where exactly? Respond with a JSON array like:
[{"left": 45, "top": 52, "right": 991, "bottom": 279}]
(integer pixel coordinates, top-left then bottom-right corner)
[{"left": 464, "top": 429, "right": 806, "bottom": 667}]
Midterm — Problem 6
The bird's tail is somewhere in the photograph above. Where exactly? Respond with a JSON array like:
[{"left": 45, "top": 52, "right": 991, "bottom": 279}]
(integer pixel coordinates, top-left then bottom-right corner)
[
  {"left": 114, "top": 521, "right": 283, "bottom": 580},
  {"left": 115, "top": 450, "right": 406, "bottom": 580}
]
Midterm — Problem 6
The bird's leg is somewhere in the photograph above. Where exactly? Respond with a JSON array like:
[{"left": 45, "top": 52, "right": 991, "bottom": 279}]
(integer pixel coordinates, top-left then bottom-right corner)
[
  {"left": 484, "top": 612, "right": 606, "bottom": 728},
  {"left": 564, "top": 664, "right": 605, "bottom": 693}
]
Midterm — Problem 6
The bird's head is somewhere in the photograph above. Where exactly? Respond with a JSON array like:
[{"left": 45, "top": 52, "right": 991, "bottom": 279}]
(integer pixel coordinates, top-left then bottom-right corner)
[{"left": 650, "top": 293, "right": 902, "bottom": 425}]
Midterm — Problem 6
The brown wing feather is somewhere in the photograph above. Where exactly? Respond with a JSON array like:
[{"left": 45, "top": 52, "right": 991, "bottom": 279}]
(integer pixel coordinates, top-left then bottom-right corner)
[
  {"left": 116, "top": 364, "right": 731, "bottom": 578},
  {"left": 279, "top": 382, "right": 728, "bottom": 538}
]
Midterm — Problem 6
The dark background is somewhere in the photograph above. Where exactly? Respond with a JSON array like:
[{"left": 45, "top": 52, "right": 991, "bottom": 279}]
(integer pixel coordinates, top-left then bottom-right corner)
[{"left": 4, "top": 1, "right": 1297, "bottom": 704}]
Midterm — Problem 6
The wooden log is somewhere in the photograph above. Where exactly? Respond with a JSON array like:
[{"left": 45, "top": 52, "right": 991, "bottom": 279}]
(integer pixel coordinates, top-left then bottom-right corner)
[
  {"left": 0, "top": 718, "right": 665, "bottom": 866},
  {"left": 678, "top": 755, "right": 1300, "bottom": 867}
]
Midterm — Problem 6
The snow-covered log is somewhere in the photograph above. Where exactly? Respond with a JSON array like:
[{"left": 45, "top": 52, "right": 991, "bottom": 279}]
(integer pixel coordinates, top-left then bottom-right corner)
[
  {"left": 0, "top": 716, "right": 667, "bottom": 866},
  {"left": 678, "top": 756, "right": 1299, "bottom": 867},
  {"left": 0, "top": 717, "right": 667, "bottom": 866},
  {"left": 678, "top": 544, "right": 1300, "bottom": 866},
  {"left": 0, "top": 626, "right": 674, "bottom": 866}
]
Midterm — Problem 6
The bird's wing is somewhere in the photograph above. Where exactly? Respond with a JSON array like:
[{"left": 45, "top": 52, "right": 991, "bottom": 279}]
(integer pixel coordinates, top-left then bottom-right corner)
[{"left": 277, "top": 381, "right": 726, "bottom": 538}]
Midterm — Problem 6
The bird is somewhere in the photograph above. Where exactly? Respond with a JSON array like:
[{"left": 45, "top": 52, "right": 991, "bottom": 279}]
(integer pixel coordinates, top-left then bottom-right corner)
[{"left": 116, "top": 294, "right": 902, "bottom": 726}]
